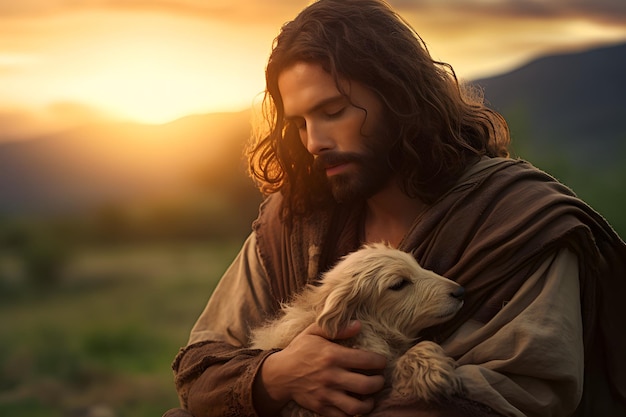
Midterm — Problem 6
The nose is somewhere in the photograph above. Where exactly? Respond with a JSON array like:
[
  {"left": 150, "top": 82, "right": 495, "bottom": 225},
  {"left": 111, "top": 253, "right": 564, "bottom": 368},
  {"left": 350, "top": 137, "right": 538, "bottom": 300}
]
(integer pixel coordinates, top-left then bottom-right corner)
[
  {"left": 450, "top": 286, "right": 465, "bottom": 300},
  {"left": 304, "top": 121, "right": 334, "bottom": 155}
]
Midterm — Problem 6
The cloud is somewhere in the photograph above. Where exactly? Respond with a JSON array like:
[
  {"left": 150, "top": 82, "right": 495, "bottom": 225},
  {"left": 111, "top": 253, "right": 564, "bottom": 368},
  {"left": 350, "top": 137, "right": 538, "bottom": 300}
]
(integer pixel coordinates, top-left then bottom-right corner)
[
  {"left": 0, "top": 0, "right": 307, "bottom": 23},
  {"left": 1, "top": 0, "right": 624, "bottom": 121},
  {"left": 389, "top": 0, "right": 626, "bottom": 26},
  {"left": 2, "top": 0, "right": 624, "bottom": 28}
]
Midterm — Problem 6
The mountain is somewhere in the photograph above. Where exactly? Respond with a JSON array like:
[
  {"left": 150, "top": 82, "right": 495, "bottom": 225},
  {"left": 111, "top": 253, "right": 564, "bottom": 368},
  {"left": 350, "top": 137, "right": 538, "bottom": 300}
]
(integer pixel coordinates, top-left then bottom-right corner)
[
  {"left": 0, "top": 111, "right": 253, "bottom": 214},
  {"left": 473, "top": 42, "right": 626, "bottom": 167},
  {"left": 0, "top": 42, "right": 624, "bottom": 235},
  {"left": 472, "top": 41, "right": 626, "bottom": 234}
]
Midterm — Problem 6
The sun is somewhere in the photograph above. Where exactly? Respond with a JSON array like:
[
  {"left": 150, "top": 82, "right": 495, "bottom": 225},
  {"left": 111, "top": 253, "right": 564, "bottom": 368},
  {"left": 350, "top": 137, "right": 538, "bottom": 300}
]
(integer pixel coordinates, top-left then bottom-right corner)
[
  {"left": 55, "top": 14, "right": 270, "bottom": 124},
  {"left": 66, "top": 46, "right": 265, "bottom": 124},
  {"left": 63, "top": 26, "right": 268, "bottom": 124},
  {"left": 0, "top": 10, "right": 272, "bottom": 125}
]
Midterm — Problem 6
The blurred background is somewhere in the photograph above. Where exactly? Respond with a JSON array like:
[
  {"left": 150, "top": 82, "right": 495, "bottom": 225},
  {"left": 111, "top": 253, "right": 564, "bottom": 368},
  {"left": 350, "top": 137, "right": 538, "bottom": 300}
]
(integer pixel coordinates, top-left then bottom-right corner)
[{"left": 0, "top": 1, "right": 625, "bottom": 416}]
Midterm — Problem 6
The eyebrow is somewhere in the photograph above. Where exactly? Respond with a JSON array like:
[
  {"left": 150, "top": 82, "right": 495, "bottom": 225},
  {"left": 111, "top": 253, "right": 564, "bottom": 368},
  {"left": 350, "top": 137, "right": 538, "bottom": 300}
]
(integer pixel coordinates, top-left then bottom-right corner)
[{"left": 284, "top": 94, "right": 346, "bottom": 121}]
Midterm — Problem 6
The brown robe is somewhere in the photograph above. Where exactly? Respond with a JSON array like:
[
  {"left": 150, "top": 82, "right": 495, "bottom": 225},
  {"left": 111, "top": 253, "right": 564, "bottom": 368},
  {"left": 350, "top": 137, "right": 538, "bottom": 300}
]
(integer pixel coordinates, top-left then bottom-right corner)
[{"left": 170, "top": 158, "right": 626, "bottom": 416}]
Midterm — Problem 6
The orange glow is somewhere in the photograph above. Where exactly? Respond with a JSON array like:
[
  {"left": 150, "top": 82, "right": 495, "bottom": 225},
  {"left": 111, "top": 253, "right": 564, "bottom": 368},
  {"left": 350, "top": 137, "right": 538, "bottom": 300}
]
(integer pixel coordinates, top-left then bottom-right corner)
[
  {"left": 1, "top": 2, "right": 625, "bottom": 126},
  {"left": 400, "top": 9, "right": 626, "bottom": 81},
  {"left": 0, "top": 10, "right": 275, "bottom": 124}
]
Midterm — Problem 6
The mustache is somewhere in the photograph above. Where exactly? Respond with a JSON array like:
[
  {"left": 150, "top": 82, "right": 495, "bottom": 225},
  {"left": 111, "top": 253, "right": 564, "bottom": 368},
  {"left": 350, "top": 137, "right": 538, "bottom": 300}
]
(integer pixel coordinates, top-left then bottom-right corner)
[{"left": 313, "top": 152, "right": 362, "bottom": 172}]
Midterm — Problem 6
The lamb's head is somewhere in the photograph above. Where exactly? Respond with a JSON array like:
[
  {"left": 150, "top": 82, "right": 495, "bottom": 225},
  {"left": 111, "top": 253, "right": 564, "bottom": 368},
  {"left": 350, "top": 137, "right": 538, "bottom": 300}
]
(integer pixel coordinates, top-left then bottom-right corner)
[{"left": 316, "top": 243, "right": 464, "bottom": 340}]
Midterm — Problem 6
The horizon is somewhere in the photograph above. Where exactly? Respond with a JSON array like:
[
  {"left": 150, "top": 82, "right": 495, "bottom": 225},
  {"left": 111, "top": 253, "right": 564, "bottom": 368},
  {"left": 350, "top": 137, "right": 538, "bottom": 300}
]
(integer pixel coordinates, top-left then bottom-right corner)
[
  {"left": 2, "top": 39, "right": 625, "bottom": 145},
  {"left": 1, "top": 0, "right": 626, "bottom": 131}
]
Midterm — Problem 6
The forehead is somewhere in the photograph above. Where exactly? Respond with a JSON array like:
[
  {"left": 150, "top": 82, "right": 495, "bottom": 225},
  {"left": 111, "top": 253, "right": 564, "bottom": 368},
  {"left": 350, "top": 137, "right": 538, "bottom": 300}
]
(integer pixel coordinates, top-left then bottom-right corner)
[{"left": 277, "top": 62, "right": 347, "bottom": 117}]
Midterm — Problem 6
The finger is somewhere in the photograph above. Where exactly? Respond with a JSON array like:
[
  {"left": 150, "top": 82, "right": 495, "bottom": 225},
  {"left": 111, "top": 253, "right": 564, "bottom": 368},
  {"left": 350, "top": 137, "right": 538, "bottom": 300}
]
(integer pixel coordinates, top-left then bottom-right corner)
[
  {"left": 307, "top": 393, "right": 376, "bottom": 417},
  {"left": 305, "top": 324, "right": 387, "bottom": 372},
  {"left": 338, "top": 347, "right": 387, "bottom": 372},
  {"left": 300, "top": 322, "right": 387, "bottom": 376},
  {"left": 328, "top": 390, "right": 377, "bottom": 416},
  {"left": 295, "top": 385, "right": 369, "bottom": 417},
  {"left": 314, "top": 405, "right": 352, "bottom": 417},
  {"left": 336, "top": 371, "right": 385, "bottom": 396},
  {"left": 305, "top": 320, "right": 361, "bottom": 340},
  {"left": 333, "top": 320, "right": 361, "bottom": 340}
]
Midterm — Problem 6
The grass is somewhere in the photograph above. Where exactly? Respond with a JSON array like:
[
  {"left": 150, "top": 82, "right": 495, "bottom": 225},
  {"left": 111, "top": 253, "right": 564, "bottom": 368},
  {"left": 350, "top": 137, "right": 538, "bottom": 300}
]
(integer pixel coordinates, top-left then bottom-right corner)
[{"left": 0, "top": 240, "right": 242, "bottom": 417}]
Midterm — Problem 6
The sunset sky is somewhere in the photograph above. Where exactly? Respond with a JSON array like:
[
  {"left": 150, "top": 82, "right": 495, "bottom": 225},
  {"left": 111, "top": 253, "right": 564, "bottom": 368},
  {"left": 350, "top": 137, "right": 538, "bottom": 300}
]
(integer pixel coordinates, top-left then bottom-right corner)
[{"left": 1, "top": 0, "right": 625, "bottom": 128}]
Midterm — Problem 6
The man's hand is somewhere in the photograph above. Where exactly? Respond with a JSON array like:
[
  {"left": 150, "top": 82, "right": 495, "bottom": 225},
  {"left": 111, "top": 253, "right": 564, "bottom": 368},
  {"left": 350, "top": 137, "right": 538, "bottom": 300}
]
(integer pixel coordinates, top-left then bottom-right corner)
[{"left": 253, "top": 320, "right": 387, "bottom": 417}]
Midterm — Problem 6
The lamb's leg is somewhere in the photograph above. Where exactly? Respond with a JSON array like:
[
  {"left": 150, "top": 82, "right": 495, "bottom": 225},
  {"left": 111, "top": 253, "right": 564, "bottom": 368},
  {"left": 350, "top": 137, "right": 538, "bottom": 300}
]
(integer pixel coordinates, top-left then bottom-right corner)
[{"left": 390, "top": 341, "right": 464, "bottom": 402}]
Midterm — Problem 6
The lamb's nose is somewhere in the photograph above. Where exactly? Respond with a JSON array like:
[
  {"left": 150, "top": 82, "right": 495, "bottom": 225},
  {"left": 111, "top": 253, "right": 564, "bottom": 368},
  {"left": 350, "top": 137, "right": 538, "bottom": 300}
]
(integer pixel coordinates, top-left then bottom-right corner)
[{"left": 451, "top": 286, "right": 465, "bottom": 300}]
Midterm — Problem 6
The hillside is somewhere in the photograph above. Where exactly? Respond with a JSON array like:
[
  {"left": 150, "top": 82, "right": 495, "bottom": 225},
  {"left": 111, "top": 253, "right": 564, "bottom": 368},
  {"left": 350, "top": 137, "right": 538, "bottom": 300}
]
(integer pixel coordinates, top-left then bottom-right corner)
[
  {"left": 473, "top": 42, "right": 626, "bottom": 167},
  {"left": 0, "top": 111, "right": 253, "bottom": 214},
  {"left": 473, "top": 42, "right": 626, "bottom": 235},
  {"left": 0, "top": 42, "right": 624, "bottom": 235}
]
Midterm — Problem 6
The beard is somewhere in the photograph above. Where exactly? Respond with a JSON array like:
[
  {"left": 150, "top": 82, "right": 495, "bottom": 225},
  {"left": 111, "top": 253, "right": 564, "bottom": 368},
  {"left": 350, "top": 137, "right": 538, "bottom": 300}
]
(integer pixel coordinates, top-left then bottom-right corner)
[{"left": 313, "top": 134, "right": 395, "bottom": 203}]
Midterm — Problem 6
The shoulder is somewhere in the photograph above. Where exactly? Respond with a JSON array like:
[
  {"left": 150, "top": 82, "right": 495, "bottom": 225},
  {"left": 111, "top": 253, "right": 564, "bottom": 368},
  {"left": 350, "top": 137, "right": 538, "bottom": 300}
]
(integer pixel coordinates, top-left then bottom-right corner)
[
  {"left": 460, "top": 157, "right": 571, "bottom": 192},
  {"left": 462, "top": 158, "right": 622, "bottom": 261},
  {"left": 453, "top": 157, "right": 582, "bottom": 219},
  {"left": 254, "top": 193, "right": 284, "bottom": 222}
]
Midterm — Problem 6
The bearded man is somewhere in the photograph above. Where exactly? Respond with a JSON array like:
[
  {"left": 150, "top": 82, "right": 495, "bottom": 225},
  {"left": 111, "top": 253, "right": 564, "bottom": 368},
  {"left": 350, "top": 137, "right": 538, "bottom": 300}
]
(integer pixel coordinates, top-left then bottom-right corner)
[{"left": 164, "top": 1, "right": 626, "bottom": 416}]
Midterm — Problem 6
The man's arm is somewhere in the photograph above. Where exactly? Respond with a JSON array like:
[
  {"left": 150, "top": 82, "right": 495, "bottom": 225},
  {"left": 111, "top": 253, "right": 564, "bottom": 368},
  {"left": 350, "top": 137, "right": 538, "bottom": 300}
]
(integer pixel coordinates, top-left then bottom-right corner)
[
  {"left": 173, "top": 233, "right": 386, "bottom": 417},
  {"left": 172, "top": 233, "right": 276, "bottom": 416},
  {"left": 367, "top": 248, "right": 582, "bottom": 417},
  {"left": 445, "top": 248, "right": 583, "bottom": 416},
  {"left": 253, "top": 321, "right": 386, "bottom": 417}
]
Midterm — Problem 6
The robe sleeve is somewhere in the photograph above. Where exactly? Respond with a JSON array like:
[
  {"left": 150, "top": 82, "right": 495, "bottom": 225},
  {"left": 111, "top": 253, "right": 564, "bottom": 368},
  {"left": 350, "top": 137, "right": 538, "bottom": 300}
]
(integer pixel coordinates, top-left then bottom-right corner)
[
  {"left": 172, "top": 232, "right": 279, "bottom": 417},
  {"left": 444, "top": 248, "right": 583, "bottom": 416}
]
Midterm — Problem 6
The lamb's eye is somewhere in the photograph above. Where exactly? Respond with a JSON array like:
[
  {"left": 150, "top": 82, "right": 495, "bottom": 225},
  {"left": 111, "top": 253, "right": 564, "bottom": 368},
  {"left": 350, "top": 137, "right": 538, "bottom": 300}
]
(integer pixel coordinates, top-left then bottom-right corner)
[{"left": 388, "top": 278, "right": 411, "bottom": 291}]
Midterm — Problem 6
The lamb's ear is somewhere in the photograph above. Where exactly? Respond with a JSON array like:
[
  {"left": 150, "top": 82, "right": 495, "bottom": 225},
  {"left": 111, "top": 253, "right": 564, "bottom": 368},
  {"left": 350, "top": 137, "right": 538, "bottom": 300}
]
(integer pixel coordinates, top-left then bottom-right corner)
[{"left": 316, "top": 279, "right": 359, "bottom": 339}]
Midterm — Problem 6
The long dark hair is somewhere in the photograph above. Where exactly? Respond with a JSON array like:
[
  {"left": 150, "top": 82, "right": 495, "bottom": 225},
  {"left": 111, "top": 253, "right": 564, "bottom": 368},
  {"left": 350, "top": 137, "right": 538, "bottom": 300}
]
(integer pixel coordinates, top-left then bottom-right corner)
[{"left": 247, "top": 0, "right": 510, "bottom": 218}]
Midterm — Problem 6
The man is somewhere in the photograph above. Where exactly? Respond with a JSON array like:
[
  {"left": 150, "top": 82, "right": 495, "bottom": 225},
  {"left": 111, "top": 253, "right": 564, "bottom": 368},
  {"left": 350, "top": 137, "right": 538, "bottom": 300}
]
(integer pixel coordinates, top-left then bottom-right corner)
[{"left": 165, "top": 1, "right": 626, "bottom": 416}]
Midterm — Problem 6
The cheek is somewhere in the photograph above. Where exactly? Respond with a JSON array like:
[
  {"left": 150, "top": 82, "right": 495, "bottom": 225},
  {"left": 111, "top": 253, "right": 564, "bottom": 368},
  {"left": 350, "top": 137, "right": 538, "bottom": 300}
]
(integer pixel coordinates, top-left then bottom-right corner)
[
  {"left": 358, "top": 97, "right": 387, "bottom": 136},
  {"left": 335, "top": 113, "right": 370, "bottom": 150},
  {"left": 285, "top": 123, "right": 307, "bottom": 150},
  {"left": 298, "top": 128, "right": 307, "bottom": 147}
]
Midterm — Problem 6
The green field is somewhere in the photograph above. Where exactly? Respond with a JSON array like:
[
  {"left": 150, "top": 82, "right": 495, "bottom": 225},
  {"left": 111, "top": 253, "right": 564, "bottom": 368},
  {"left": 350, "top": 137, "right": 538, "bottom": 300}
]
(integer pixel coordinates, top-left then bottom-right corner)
[{"left": 0, "top": 241, "right": 241, "bottom": 417}]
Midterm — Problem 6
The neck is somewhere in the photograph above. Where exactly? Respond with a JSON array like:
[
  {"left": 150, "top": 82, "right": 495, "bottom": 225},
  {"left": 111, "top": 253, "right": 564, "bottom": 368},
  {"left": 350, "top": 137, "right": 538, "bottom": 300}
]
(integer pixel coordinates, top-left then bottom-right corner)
[{"left": 363, "top": 180, "right": 427, "bottom": 248}]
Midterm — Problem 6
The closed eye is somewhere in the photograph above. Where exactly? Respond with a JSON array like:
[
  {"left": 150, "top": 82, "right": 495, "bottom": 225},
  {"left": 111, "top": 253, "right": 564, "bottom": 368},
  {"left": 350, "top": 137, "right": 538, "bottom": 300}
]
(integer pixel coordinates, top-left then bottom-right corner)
[
  {"left": 388, "top": 278, "right": 411, "bottom": 291},
  {"left": 325, "top": 108, "right": 345, "bottom": 119}
]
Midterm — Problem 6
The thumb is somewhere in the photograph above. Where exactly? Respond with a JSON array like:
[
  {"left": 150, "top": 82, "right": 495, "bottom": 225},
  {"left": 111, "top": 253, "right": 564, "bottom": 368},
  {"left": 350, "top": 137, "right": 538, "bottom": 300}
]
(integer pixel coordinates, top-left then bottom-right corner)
[
  {"left": 304, "top": 320, "right": 361, "bottom": 340},
  {"left": 333, "top": 320, "right": 361, "bottom": 340}
]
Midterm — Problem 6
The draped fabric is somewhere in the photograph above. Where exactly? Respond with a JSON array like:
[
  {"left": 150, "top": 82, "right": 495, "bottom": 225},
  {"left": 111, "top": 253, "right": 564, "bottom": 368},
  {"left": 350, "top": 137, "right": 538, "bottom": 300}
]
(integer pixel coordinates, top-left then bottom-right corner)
[
  {"left": 255, "top": 158, "right": 626, "bottom": 414},
  {"left": 170, "top": 157, "right": 626, "bottom": 416}
]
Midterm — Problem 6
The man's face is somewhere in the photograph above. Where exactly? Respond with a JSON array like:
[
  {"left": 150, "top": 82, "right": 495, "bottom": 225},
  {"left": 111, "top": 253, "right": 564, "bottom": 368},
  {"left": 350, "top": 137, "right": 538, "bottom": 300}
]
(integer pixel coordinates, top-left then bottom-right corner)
[{"left": 278, "top": 61, "right": 394, "bottom": 203}]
